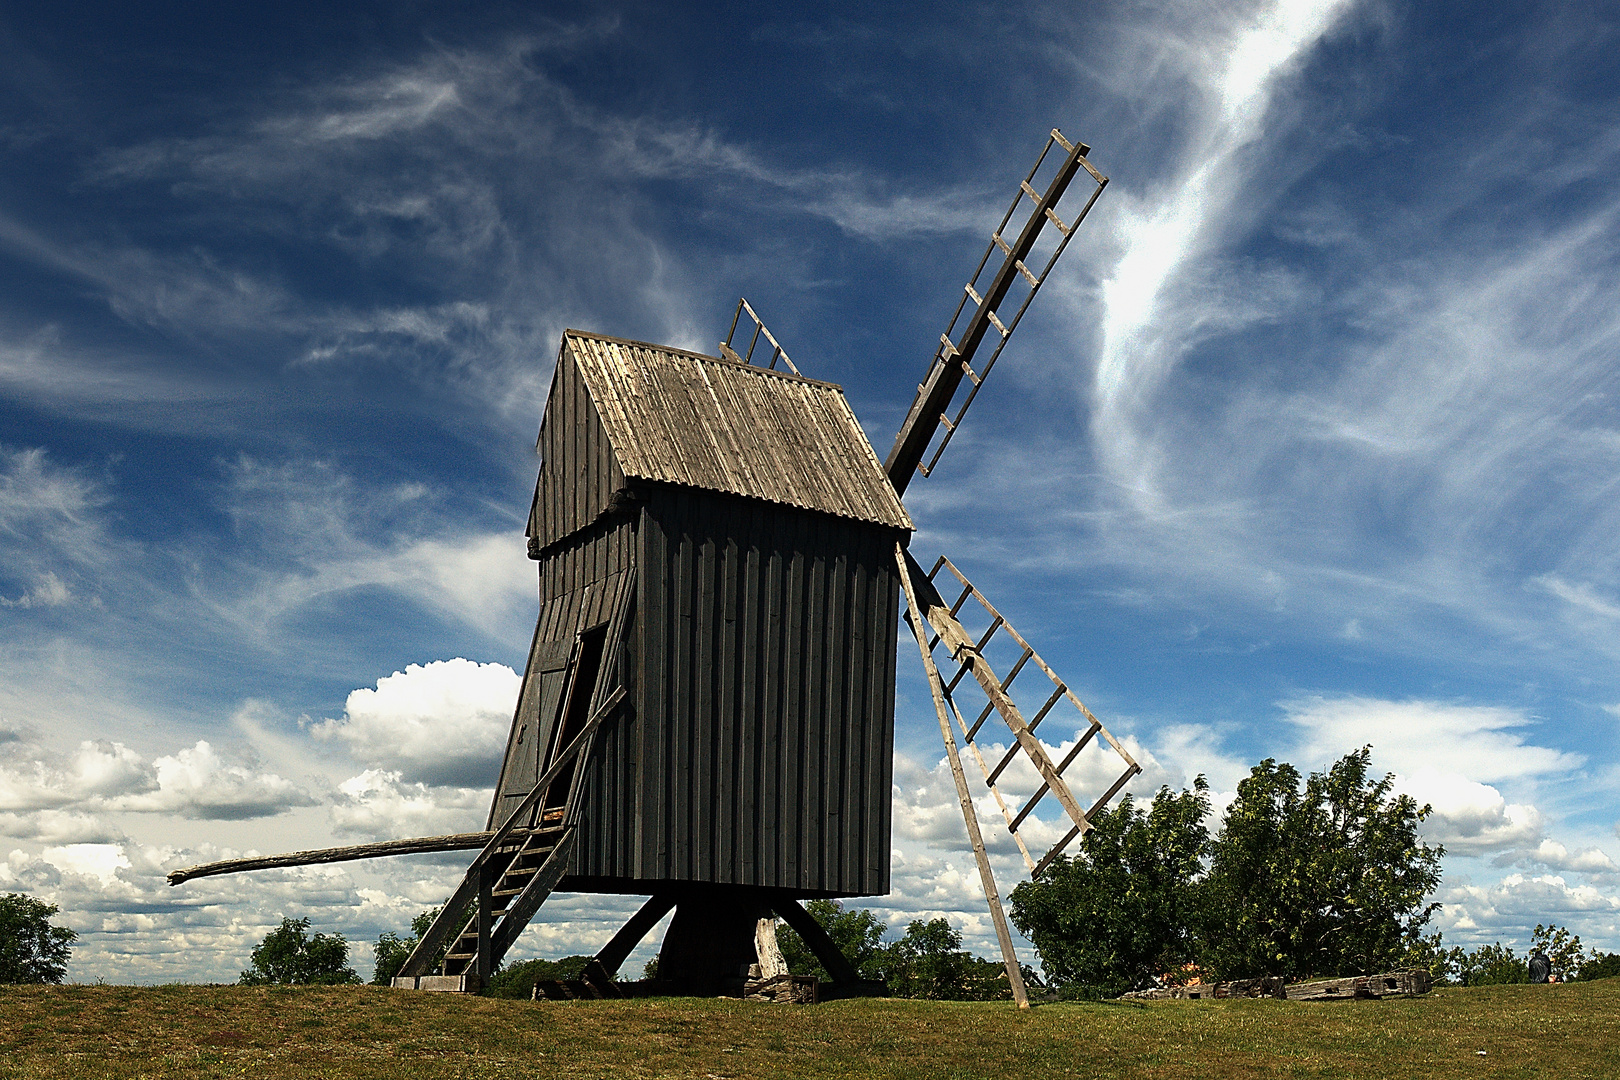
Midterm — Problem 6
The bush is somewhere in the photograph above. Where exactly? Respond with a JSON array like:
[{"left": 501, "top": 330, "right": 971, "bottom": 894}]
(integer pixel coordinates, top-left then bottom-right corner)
[
  {"left": 0, "top": 893, "right": 76, "bottom": 985},
  {"left": 485, "top": 956, "right": 593, "bottom": 998},
  {"left": 777, "top": 899, "right": 887, "bottom": 982},
  {"left": 1574, "top": 951, "right": 1620, "bottom": 981},
  {"left": 1009, "top": 781, "right": 1210, "bottom": 997},
  {"left": 240, "top": 917, "right": 361, "bottom": 986}
]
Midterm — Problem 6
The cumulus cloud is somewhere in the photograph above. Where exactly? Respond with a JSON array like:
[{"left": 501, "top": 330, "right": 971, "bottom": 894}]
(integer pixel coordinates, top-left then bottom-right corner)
[
  {"left": 107, "top": 742, "right": 316, "bottom": 820},
  {"left": 313, "top": 658, "right": 520, "bottom": 787},
  {"left": 1279, "top": 696, "right": 1581, "bottom": 783},
  {"left": 329, "top": 769, "right": 490, "bottom": 840},
  {"left": 0, "top": 736, "right": 311, "bottom": 823},
  {"left": 1503, "top": 839, "right": 1618, "bottom": 875},
  {"left": 1394, "top": 767, "right": 1545, "bottom": 855}
]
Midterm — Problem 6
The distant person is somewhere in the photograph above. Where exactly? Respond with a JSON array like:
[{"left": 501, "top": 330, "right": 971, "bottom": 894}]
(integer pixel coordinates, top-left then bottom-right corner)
[{"left": 1528, "top": 949, "right": 1551, "bottom": 984}]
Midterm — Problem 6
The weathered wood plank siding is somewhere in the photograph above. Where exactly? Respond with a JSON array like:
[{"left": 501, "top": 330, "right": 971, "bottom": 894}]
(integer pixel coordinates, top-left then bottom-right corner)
[
  {"left": 529, "top": 340, "right": 628, "bottom": 553},
  {"left": 489, "top": 515, "right": 635, "bottom": 829},
  {"left": 498, "top": 329, "right": 908, "bottom": 897},
  {"left": 559, "top": 487, "right": 897, "bottom": 897}
]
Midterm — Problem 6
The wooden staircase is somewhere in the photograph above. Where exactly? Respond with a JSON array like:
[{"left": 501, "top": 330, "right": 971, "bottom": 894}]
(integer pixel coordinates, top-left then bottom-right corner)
[{"left": 391, "top": 680, "right": 625, "bottom": 991}]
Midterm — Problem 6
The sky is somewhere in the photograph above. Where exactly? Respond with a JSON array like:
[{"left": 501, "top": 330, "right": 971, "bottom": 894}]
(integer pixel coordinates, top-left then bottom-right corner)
[{"left": 1, "top": 0, "right": 1618, "bottom": 984}]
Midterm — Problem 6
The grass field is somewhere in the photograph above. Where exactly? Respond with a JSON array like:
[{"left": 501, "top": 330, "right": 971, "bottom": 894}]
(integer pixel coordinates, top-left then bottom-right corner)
[{"left": 1, "top": 979, "right": 1615, "bottom": 1079}]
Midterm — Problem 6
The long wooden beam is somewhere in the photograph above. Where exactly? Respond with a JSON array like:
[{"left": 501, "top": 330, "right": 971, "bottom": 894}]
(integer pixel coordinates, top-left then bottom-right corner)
[
  {"left": 895, "top": 542, "right": 1029, "bottom": 1009},
  {"left": 165, "top": 831, "right": 500, "bottom": 886}
]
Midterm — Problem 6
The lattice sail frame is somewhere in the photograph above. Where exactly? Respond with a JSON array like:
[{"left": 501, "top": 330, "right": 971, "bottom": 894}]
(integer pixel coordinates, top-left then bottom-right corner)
[
  {"left": 894, "top": 545, "right": 1140, "bottom": 1007},
  {"left": 923, "top": 556, "right": 1141, "bottom": 874}
]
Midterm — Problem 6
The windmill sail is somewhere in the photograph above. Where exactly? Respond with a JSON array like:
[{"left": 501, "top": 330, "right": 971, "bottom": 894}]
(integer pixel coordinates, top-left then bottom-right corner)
[
  {"left": 884, "top": 129, "right": 1107, "bottom": 495},
  {"left": 895, "top": 546, "right": 1140, "bottom": 1007}
]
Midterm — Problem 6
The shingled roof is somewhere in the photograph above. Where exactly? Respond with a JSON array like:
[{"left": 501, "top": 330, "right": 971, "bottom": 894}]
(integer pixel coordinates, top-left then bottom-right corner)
[{"left": 531, "top": 331, "right": 911, "bottom": 547}]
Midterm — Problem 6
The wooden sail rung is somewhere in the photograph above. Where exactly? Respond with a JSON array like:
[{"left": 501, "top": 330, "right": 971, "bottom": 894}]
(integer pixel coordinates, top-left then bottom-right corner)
[
  {"left": 1020, "top": 179, "right": 1042, "bottom": 204},
  {"left": 1014, "top": 259, "right": 1040, "bottom": 289},
  {"left": 965, "top": 281, "right": 984, "bottom": 306},
  {"left": 986, "top": 684, "right": 1065, "bottom": 784},
  {"left": 1043, "top": 205, "right": 1071, "bottom": 235},
  {"left": 987, "top": 309, "right": 1009, "bottom": 338},
  {"left": 1050, "top": 128, "right": 1076, "bottom": 154}
]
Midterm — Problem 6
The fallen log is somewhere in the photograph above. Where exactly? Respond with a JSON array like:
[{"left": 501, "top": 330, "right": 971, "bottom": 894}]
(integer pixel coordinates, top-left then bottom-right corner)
[
  {"left": 166, "top": 830, "right": 499, "bottom": 885},
  {"left": 1122, "top": 969, "right": 1430, "bottom": 1002},
  {"left": 1284, "top": 969, "right": 1432, "bottom": 1000}
]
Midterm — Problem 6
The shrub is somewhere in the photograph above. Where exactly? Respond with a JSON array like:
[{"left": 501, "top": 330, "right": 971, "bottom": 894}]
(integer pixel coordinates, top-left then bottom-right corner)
[
  {"left": 240, "top": 917, "right": 360, "bottom": 986},
  {"left": 0, "top": 893, "right": 76, "bottom": 985}
]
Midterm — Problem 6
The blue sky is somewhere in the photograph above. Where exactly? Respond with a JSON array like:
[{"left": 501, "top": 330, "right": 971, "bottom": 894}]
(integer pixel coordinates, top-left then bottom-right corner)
[{"left": 2, "top": 0, "right": 1618, "bottom": 983}]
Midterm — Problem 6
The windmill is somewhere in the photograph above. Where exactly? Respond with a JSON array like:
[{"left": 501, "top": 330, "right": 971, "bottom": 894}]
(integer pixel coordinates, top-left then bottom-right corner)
[{"left": 169, "top": 128, "right": 1139, "bottom": 1008}]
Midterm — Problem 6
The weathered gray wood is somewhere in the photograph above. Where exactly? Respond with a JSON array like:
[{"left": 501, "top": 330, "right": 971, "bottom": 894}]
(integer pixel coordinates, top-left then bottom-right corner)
[
  {"left": 771, "top": 899, "right": 862, "bottom": 986},
  {"left": 166, "top": 831, "right": 501, "bottom": 886},
  {"left": 754, "top": 916, "right": 789, "bottom": 978},
  {"left": 895, "top": 543, "right": 1029, "bottom": 1009},
  {"left": 904, "top": 549, "right": 1092, "bottom": 838},
  {"left": 593, "top": 894, "right": 678, "bottom": 978}
]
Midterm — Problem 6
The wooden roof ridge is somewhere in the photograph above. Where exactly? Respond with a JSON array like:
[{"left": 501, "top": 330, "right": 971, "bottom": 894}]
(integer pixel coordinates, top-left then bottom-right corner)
[
  {"left": 561, "top": 328, "right": 845, "bottom": 391},
  {"left": 559, "top": 330, "right": 912, "bottom": 532}
]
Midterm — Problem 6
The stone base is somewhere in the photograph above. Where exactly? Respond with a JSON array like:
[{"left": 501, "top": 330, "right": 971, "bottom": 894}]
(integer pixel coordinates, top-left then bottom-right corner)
[{"left": 391, "top": 974, "right": 480, "bottom": 992}]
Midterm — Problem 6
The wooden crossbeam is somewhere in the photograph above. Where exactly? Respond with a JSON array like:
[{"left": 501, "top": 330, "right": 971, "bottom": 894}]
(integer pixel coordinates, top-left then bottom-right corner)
[{"left": 895, "top": 543, "right": 1029, "bottom": 1009}]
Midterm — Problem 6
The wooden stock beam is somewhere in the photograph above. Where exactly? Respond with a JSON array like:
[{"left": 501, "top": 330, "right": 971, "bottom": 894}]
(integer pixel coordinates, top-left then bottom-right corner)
[{"left": 166, "top": 831, "right": 499, "bottom": 886}]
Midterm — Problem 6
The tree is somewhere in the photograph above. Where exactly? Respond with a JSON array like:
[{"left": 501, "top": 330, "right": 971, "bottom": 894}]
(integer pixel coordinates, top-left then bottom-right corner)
[
  {"left": 1008, "top": 780, "right": 1211, "bottom": 997},
  {"left": 0, "top": 893, "right": 76, "bottom": 985},
  {"left": 1445, "top": 942, "right": 1528, "bottom": 985},
  {"left": 240, "top": 917, "right": 361, "bottom": 986},
  {"left": 776, "top": 899, "right": 888, "bottom": 982},
  {"left": 1573, "top": 951, "right": 1620, "bottom": 982},
  {"left": 1201, "top": 748, "right": 1443, "bottom": 980},
  {"left": 371, "top": 903, "right": 475, "bottom": 985},
  {"left": 1531, "top": 923, "right": 1584, "bottom": 981}
]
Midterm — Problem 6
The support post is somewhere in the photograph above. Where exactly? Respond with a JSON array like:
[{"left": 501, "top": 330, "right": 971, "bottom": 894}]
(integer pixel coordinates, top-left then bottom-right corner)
[
  {"left": 593, "top": 893, "right": 678, "bottom": 978},
  {"left": 894, "top": 543, "right": 1030, "bottom": 1008},
  {"left": 476, "top": 864, "right": 494, "bottom": 985}
]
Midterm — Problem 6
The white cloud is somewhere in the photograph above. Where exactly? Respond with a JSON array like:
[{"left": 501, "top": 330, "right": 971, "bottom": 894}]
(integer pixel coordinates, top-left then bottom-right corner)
[
  {"left": 1094, "top": 0, "right": 1358, "bottom": 488},
  {"left": 43, "top": 843, "right": 131, "bottom": 884},
  {"left": 1395, "top": 767, "right": 1545, "bottom": 855},
  {"left": 0, "top": 735, "right": 312, "bottom": 822},
  {"left": 313, "top": 659, "right": 519, "bottom": 788},
  {"left": 330, "top": 769, "right": 490, "bottom": 840},
  {"left": 1279, "top": 696, "right": 1581, "bottom": 783},
  {"left": 107, "top": 741, "right": 316, "bottom": 820},
  {"left": 1507, "top": 839, "right": 1618, "bottom": 875}
]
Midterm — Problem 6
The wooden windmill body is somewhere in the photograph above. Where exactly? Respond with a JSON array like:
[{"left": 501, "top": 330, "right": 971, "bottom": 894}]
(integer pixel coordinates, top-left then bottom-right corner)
[{"left": 170, "top": 129, "right": 1140, "bottom": 1007}]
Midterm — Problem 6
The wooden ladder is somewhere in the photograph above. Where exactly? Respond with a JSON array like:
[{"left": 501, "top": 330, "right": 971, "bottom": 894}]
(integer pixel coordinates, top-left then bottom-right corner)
[{"left": 394, "top": 685, "right": 624, "bottom": 989}]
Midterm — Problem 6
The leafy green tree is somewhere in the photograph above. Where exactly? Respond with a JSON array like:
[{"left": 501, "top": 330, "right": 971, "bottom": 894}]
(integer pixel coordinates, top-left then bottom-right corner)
[
  {"left": 876, "top": 918, "right": 1029, "bottom": 1001},
  {"left": 1201, "top": 748, "right": 1443, "bottom": 980},
  {"left": 1531, "top": 923, "right": 1584, "bottom": 980},
  {"left": 1009, "top": 780, "right": 1210, "bottom": 997},
  {"left": 777, "top": 899, "right": 888, "bottom": 982},
  {"left": 371, "top": 903, "right": 476, "bottom": 985},
  {"left": 1573, "top": 951, "right": 1620, "bottom": 981},
  {"left": 372, "top": 907, "right": 438, "bottom": 985},
  {"left": 0, "top": 893, "right": 76, "bottom": 985},
  {"left": 240, "top": 917, "right": 361, "bottom": 986},
  {"left": 1445, "top": 942, "right": 1528, "bottom": 985}
]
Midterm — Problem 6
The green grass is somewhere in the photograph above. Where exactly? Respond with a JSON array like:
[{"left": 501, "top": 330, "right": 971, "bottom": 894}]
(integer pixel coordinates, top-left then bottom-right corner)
[{"left": 0, "top": 979, "right": 1615, "bottom": 1079}]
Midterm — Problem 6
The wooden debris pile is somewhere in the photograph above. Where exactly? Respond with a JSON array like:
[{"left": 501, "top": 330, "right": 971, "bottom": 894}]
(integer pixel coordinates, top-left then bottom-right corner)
[{"left": 1122, "top": 969, "right": 1431, "bottom": 1002}]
